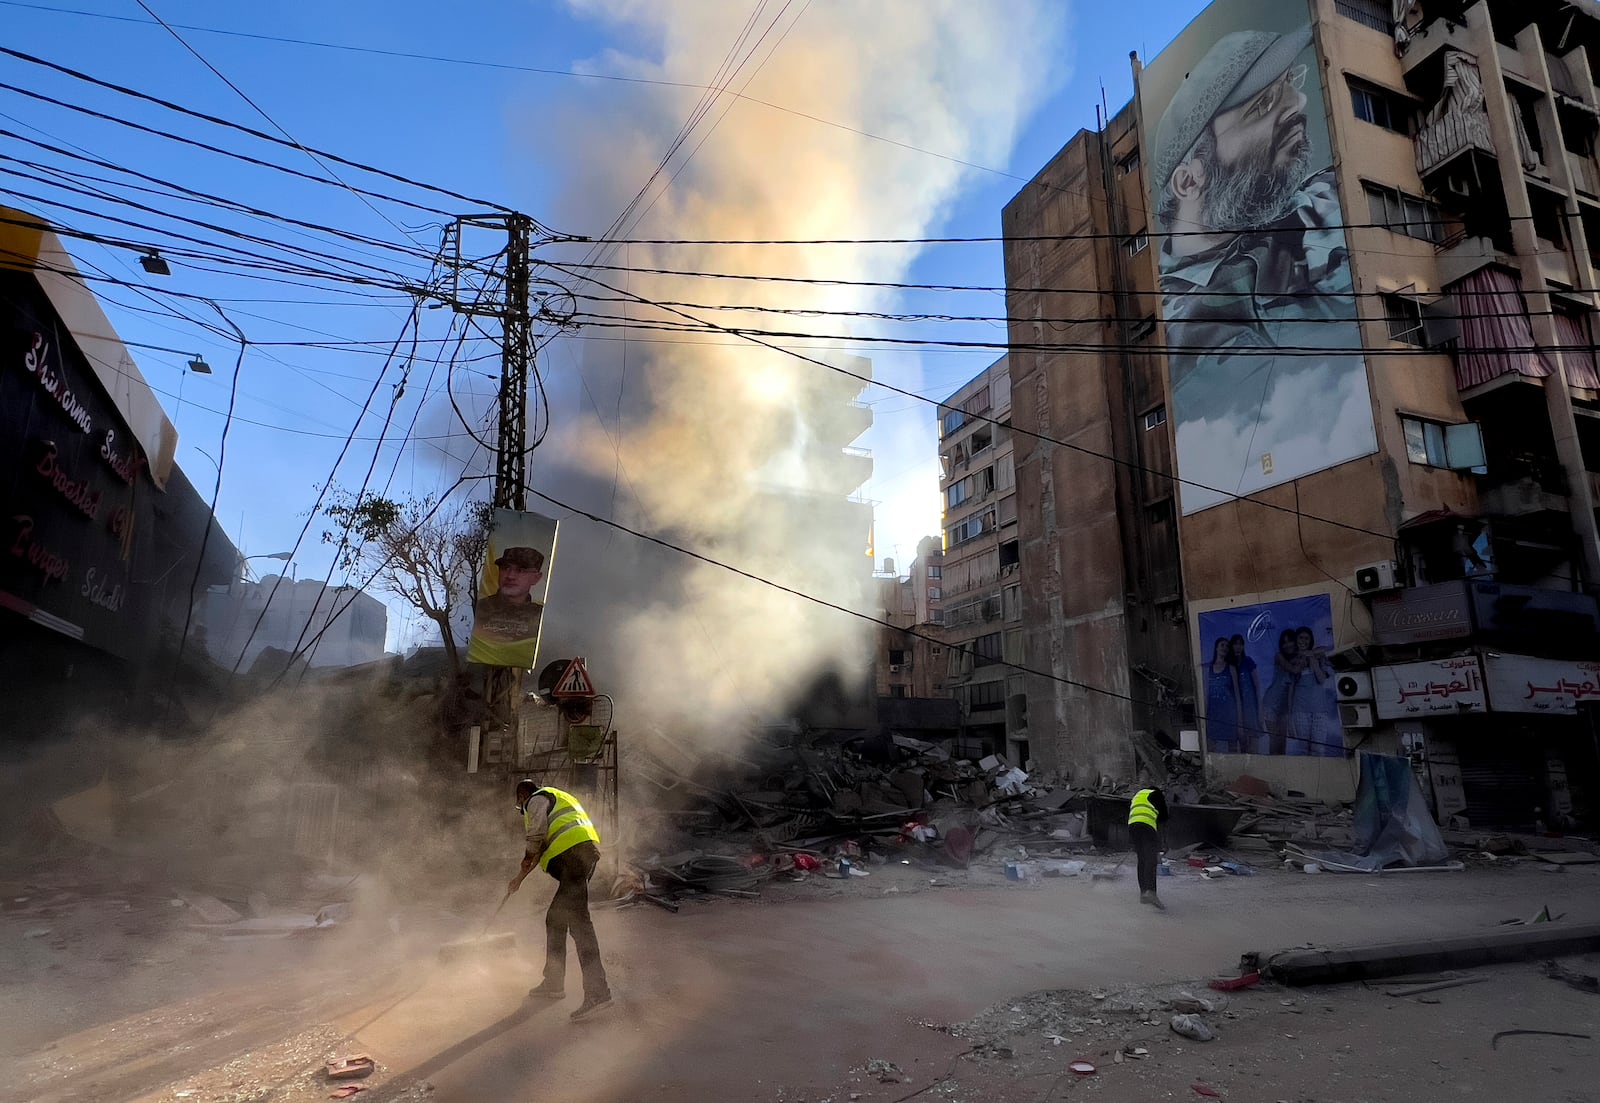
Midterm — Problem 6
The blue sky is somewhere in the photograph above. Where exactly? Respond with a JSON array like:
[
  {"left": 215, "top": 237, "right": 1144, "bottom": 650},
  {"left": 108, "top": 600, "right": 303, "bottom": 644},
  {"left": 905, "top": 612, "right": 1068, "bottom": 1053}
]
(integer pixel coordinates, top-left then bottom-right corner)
[{"left": 0, "top": 0, "right": 1205, "bottom": 648}]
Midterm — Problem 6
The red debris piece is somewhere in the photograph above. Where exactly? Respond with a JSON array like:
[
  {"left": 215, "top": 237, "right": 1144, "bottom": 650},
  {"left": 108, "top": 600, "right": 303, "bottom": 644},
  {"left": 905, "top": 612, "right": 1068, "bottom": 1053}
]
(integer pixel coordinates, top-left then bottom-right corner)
[
  {"left": 1208, "top": 972, "right": 1262, "bottom": 992},
  {"left": 1227, "top": 774, "right": 1271, "bottom": 798},
  {"left": 329, "top": 1087, "right": 366, "bottom": 1100},
  {"left": 943, "top": 826, "right": 975, "bottom": 867},
  {"left": 1187, "top": 856, "right": 1208, "bottom": 868},
  {"left": 792, "top": 854, "right": 821, "bottom": 871},
  {"left": 1192, "top": 1084, "right": 1222, "bottom": 1098},
  {"left": 326, "top": 1056, "right": 376, "bottom": 1080}
]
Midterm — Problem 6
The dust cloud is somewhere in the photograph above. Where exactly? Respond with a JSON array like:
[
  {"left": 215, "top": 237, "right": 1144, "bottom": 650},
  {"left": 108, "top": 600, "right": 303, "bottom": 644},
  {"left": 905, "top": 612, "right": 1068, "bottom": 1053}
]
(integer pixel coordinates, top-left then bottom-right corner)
[{"left": 526, "top": 0, "right": 1067, "bottom": 745}]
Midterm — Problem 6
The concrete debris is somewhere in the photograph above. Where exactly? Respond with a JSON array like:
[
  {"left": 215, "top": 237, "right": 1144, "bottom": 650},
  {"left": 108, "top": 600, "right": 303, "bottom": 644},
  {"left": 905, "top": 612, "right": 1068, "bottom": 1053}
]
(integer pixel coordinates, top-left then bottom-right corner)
[
  {"left": 1542, "top": 959, "right": 1600, "bottom": 995},
  {"left": 173, "top": 891, "right": 244, "bottom": 925},
  {"left": 1169, "top": 1013, "right": 1216, "bottom": 1041},
  {"left": 863, "top": 1058, "right": 903, "bottom": 1083}
]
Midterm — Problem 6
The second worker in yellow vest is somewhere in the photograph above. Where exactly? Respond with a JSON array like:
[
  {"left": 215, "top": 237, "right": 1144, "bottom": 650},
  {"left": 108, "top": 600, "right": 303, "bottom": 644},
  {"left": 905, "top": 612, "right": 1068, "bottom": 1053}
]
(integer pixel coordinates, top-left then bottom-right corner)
[
  {"left": 509, "top": 779, "right": 612, "bottom": 1021},
  {"left": 1127, "top": 787, "right": 1170, "bottom": 910}
]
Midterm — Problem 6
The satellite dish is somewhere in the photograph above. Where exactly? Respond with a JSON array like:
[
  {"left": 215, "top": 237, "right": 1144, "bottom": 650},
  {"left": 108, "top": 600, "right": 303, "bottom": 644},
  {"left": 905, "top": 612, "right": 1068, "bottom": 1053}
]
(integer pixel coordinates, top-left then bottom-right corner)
[{"left": 537, "top": 658, "right": 573, "bottom": 698}]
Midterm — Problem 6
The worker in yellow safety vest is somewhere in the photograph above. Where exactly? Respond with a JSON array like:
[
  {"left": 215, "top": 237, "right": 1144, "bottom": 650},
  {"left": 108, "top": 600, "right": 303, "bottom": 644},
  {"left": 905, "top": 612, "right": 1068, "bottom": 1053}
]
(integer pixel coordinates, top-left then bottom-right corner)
[
  {"left": 1127, "top": 786, "right": 1170, "bottom": 910},
  {"left": 509, "top": 779, "right": 612, "bottom": 1020}
]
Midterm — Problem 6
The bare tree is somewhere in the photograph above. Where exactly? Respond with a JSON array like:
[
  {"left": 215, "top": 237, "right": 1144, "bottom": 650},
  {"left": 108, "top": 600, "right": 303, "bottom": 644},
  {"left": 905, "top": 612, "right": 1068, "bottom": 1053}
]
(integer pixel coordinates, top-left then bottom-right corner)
[{"left": 322, "top": 491, "right": 493, "bottom": 677}]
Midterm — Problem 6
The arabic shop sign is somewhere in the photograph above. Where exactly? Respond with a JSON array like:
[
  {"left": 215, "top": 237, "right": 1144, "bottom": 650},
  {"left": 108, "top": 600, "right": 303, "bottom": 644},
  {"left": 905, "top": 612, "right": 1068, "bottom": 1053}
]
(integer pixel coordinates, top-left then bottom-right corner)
[
  {"left": 1483, "top": 653, "right": 1600, "bottom": 715},
  {"left": 1374, "top": 656, "right": 1486, "bottom": 719},
  {"left": 1371, "top": 581, "right": 1472, "bottom": 645}
]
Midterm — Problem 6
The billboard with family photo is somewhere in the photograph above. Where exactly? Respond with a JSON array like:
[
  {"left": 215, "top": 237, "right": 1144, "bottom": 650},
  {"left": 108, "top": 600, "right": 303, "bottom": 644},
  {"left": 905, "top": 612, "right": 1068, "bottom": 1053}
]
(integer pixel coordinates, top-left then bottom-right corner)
[
  {"left": 1138, "top": 0, "right": 1377, "bottom": 514},
  {"left": 467, "top": 507, "right": 558, "bottom": 669},
  {"left": 1198, "top": 593, "right": 1343, "bottom": 756}
]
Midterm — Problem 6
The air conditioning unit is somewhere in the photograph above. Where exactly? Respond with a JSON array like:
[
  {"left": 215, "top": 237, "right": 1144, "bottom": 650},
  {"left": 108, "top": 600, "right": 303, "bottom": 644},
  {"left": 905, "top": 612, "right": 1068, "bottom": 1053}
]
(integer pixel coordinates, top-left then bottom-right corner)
[
  {"left": 1335, "top": 671, "right": 1373, "bottom": 702},
  {"left": 1339, "top": 702, "right": 1376, "bottom": 729},
  {"left": 888, "top": 664, "right": 904, "bottom": 674},
  {"left": 1353, "top": 560, "right": 1401, "bottom": 594}
]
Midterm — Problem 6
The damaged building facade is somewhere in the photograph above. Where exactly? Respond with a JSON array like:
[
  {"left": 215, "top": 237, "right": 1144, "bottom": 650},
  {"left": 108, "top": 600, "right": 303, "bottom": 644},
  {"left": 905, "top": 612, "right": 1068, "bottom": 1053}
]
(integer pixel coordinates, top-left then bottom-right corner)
[
  {"left": 0, "top": 208, "right": 238, "bottom": 731},
  {"left": 937, "top": 357, "right": 1029, "bottom": 762},
  {"left": 1002, "top": 0, "right": 1600, "bottom": 828}
]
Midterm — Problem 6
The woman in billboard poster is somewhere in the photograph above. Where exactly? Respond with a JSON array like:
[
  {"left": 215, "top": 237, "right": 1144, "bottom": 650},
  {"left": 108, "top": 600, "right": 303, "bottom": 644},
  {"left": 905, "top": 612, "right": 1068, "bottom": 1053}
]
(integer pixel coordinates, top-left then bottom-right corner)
[
  {"left": 1205, "top": 637, "right": 1241, "bottom": 752},
  {"left": 1260, "top": 628, "right": 1302, "bottom": 755},
  {"left": 1229, "top": 634, "right": 1262, "bottom": 751},
  {"left": 1291, "top": 625, "right": 1342, "bottom": 756}
]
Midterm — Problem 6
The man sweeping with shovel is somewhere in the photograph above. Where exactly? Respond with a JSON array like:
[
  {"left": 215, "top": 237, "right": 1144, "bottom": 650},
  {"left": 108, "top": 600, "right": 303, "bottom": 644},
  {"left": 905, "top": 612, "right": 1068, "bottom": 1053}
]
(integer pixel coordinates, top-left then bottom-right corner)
[{"left": 509, "top": 779, "right": 613, "bottom": 1021}]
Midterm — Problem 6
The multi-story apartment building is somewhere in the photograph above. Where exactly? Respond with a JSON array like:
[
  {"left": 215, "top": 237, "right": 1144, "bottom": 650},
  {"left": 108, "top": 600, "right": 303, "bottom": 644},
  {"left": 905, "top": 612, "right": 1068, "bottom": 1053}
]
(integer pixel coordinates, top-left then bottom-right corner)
[
  {"left": 909, "top": 534, "right": 945, "bottom": 633},
  {"left": 1003, "top": 0, "right": 1600, "bottom": 827},
  {"left": 873, "top": 537, "right": 948, "bottom": 702},
  {"left": 938, "top": 357, "right": 1030, "bottom": 763}
]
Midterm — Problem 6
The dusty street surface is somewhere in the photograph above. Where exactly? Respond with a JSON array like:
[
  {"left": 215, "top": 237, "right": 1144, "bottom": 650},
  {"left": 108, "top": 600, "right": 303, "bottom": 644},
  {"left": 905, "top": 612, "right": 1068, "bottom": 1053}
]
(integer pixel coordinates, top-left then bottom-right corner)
[{"left": 7, "top": 854, "right": 1594, "bottom": 1103}]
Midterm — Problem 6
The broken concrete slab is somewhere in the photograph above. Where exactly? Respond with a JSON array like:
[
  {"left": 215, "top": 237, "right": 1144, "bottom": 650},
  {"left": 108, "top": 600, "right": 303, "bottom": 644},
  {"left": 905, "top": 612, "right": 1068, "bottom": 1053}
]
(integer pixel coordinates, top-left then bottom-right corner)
[
  {"left": 1266, "top": 923, "right": 1600, "bottom": 986},
  {"left": 1534, "top": 852, "right": 1600, "bottom": 866},
  {"left": 174, "top": 891, "right": 244, "bottom": 925}
]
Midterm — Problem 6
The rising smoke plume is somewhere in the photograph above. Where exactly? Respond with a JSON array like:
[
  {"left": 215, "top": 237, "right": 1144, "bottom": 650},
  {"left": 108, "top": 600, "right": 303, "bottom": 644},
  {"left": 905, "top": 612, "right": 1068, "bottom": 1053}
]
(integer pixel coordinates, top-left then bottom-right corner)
[{"left": 522, "top": 0, "right": 1067, "bottom": 742}]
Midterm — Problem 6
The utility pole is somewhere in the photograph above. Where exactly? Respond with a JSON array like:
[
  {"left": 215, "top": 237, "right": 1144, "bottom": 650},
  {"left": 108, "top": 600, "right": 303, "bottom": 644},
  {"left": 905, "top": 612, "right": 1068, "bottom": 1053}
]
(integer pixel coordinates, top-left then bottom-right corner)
[{"left": 447, "top": 212, "right": 537, "bottom": 737}]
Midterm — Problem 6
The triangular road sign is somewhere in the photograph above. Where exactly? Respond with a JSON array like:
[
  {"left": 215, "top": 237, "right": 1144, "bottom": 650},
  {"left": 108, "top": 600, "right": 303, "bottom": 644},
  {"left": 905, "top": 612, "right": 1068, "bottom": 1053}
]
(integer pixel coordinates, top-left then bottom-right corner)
[{"left": 551, "top": 657, "right": 596, "bottom": 699}]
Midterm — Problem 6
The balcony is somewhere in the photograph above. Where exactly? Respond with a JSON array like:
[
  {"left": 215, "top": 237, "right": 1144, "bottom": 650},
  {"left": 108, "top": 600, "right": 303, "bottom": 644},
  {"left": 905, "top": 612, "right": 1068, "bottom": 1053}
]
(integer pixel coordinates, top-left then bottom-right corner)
[{"left": 1479, "top": 455, "right": 1570, "bottom": 517}]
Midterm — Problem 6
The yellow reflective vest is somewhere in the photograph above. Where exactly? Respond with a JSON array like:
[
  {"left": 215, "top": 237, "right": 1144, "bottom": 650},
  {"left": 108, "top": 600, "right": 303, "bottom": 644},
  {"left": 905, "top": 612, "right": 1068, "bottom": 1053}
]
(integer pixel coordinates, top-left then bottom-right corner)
[
  {"left": 526, "top": 786, "right": 601, "bottom": 871},
  {"left": 1128, "top": 788, "right": 1160, "bottom": 829}
]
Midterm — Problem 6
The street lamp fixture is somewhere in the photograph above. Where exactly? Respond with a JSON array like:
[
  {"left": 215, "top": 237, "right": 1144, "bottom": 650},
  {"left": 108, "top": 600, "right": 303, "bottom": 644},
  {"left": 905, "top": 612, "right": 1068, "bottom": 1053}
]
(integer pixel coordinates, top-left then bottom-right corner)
[
  {"left": 139, "top": 250, "right": 171, "bottom": 276},
  {"left": 187, "top": 355, "right": 212, "bottom": 375}
]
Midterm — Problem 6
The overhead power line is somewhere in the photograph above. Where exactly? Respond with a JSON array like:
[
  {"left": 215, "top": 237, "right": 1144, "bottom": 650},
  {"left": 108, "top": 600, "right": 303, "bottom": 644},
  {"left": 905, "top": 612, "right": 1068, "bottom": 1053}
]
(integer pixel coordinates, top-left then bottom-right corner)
[
  {"left": 549, "top": 263, "right": 1415, "bottom": 550},
  {"left": 0, "top": 45, "right": 524, "bottom": 218}
]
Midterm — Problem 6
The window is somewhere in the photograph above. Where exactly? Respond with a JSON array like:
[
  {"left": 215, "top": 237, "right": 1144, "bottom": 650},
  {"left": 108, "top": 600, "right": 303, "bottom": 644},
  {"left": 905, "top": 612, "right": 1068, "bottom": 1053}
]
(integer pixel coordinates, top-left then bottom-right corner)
[
  {"left": 888, "top": 649, "right": 907, "bottom": 665},
  {"left": 941, "top": 407, "right": 965, "bottom": 435},
  {"left": 1143, "top": 406, "right": 1167, "bottom": 431},
  {"left": 1401, "top": 415, "right": 1487, "bottom": 470},
  {"left": 964, "top": 386, "right": 991, "bottom": 415},
  {"left": 999, "top": 539, "right": 1020, "bottom": 569},
  {"left": 979, "top": 466, "right": 996, "bottom": 494},
  {"left": 972, "top": 632, "right": 1003, "bottom": 667},
  {"left": 929, "top": 609, "right": 944, "bottom": 624},
  {"left": 1124, "top": 229, "right": 1149, "bottom": 256},
  {"left": 928, "top": 564, "right": 942, "bottom": 579},
  {"left": 1383, "top": 294, "right": 1426, "bottom": 346},
  {"left": 947, "top": 514, "right": 985, "bottom": 545},
  {"left": 1003, "top": 630, "right": 1025, "bottom": 665},
  {"left": 928, "top": 587, "right": 941, "bottom": 601},
  {"left": 890, "top": 685, "right": 909, "bottom": 698},
  {"left": 1403, "top": 417, "right": 1447, "bottom": 466},
  {"left": 969, "top": 680, "right": 1006, "bottom": 710},
  {"left": 946, "top": 481, "right": 969, "bottom": 509},
  {"left": 1003, "top": 584, "right": 1021, "bottom": 622},
  {"left": 970, "top": 426, "right": 993, "bottom": 453},
  {"left": 1363, "top": 181, "right": 1443, "bottom": 243},
  {"left": 1349, "top": 78, "right": 1409, "bottom": 134},
  {"left": 1513, "top": 89, "right": 1545, "bottom": 160},
  {"left": 1529, "top": 188, "right": 1565, "bottom": 244},
  {"left": 1116, "top": 148, "right": 1141, "bottom": 177}
]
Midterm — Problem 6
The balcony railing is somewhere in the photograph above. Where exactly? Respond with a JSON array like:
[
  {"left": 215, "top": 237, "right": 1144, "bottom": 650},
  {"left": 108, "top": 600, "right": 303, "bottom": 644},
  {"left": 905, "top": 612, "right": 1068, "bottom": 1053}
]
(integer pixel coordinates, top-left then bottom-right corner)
[{"left": 1335, "top": 0, "right": 1392, "bottom": 34}]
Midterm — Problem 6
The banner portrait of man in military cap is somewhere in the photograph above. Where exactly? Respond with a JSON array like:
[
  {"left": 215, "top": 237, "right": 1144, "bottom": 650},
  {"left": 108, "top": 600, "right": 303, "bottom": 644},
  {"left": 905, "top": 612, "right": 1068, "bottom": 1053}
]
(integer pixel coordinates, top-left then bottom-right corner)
[
  {"left": 1142, "top": 0, "right": 1377, "bottom": 514},
  {"left": 467, "top": 508, "right": 558, "bottom": 668}
]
